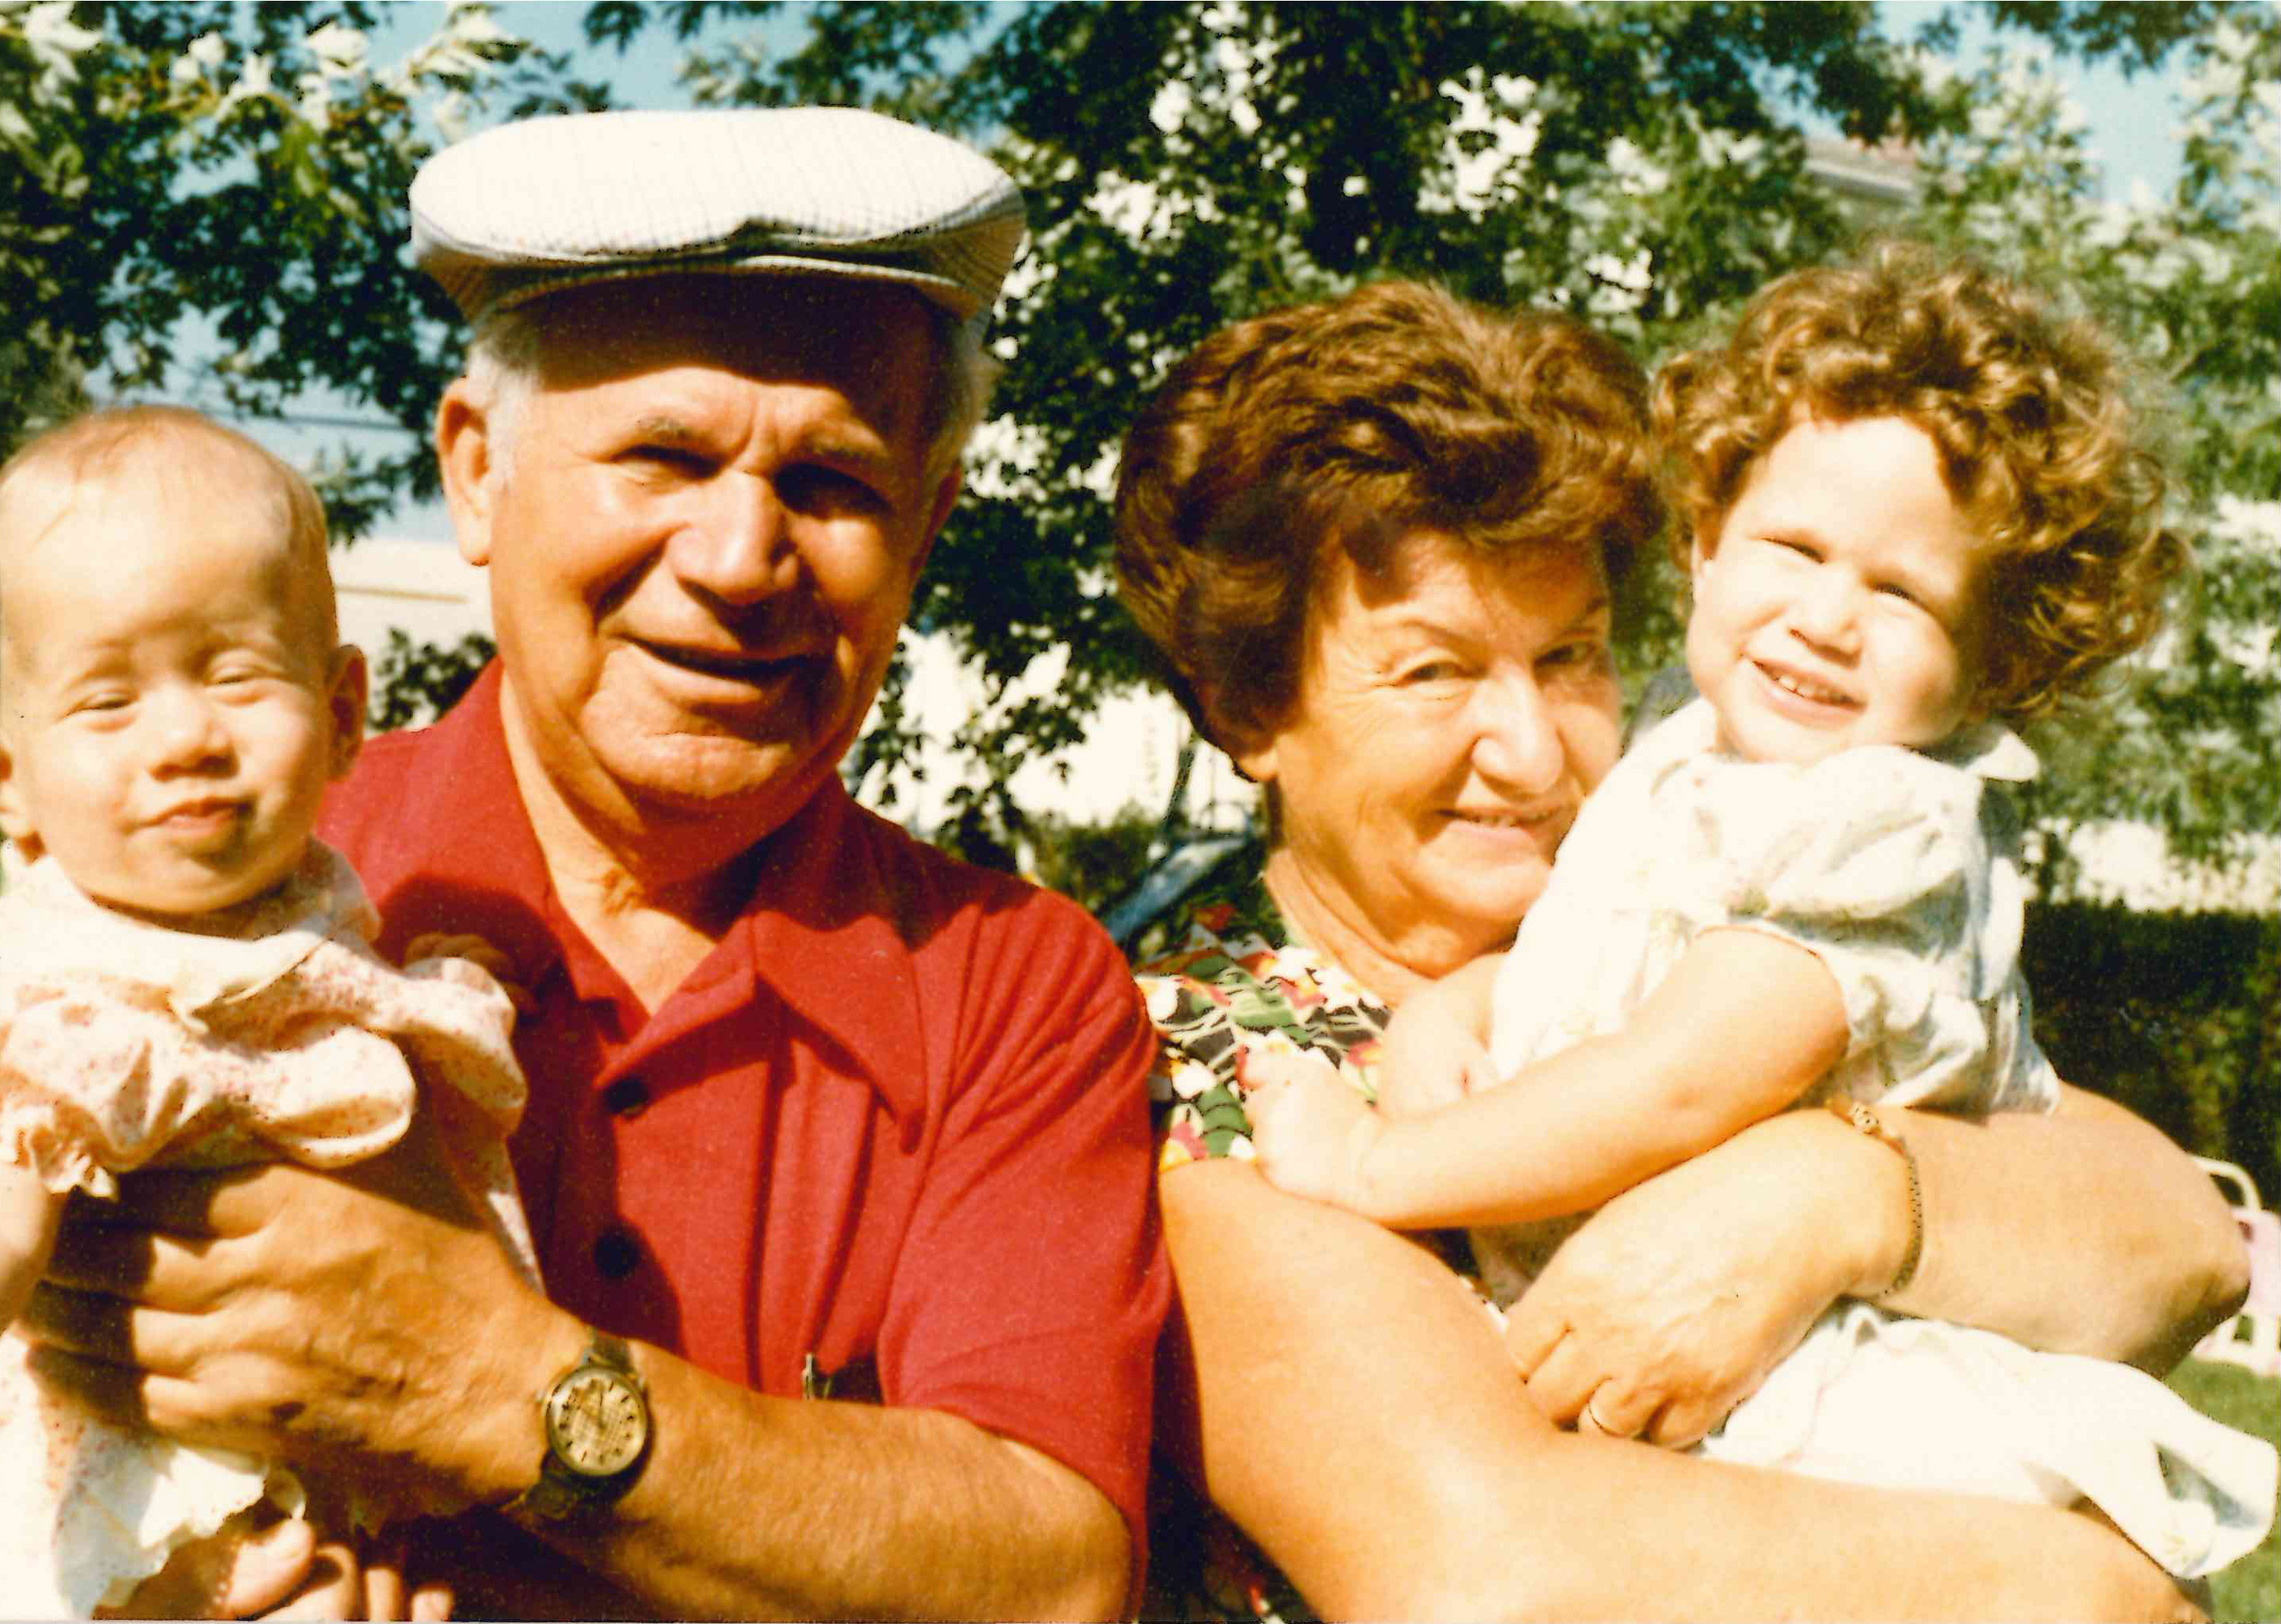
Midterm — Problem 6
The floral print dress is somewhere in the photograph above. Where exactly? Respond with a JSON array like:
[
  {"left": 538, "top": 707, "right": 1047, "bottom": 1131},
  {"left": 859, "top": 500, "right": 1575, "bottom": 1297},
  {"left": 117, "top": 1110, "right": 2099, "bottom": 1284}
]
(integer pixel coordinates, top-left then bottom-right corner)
[{"left": 1135, "top": 852, "right": 1470, "bottom": 1623}]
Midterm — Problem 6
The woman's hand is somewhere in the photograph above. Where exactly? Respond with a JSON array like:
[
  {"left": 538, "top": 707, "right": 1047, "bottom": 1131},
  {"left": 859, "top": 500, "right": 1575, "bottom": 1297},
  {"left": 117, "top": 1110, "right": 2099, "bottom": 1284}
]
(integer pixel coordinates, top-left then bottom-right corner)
[
  {"left": 1503, "top": 1108, "right": 1883, "bottom": 1445},
  {"left": 19, "top": 1108, "right": 560, "bottom": 1515}
]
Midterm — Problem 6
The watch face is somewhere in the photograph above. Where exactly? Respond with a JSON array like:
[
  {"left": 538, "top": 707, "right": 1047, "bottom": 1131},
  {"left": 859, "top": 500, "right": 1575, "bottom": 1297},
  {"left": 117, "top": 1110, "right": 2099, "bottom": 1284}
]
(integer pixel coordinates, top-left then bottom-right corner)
[{"left": 545, "top": 1366, "right": 648, "bottom": 1477}]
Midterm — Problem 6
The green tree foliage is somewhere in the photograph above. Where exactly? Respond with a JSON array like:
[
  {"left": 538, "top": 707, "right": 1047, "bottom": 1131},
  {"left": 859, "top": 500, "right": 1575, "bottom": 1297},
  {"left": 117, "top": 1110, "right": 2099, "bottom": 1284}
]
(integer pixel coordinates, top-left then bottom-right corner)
[
  {"left": 0, "top": 2, "right": 560, "bottom": 529},
  {"left": 2, "top": 2, "right": 2271, "bottom": 873},
  {"left": 1897, "top": 13, "right": 2281, "bottom": 876},
  {"left": 594, "top": 1, "right": 2279, "bottom": 873}
]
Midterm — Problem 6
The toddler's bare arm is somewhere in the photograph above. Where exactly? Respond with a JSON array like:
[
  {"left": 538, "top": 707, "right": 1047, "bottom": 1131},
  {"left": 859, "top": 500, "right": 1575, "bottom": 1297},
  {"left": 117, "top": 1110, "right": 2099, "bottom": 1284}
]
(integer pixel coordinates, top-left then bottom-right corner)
[{"left": 1262, "top": 927, "right": 1847, "bottom": 1229}]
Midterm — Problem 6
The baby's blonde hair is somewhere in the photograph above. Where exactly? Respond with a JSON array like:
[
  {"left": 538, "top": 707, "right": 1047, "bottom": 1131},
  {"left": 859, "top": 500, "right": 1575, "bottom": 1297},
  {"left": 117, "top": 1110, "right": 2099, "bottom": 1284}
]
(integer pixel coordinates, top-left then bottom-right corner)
[{"left": 0, "top": 406, "right": 338, "bottom": 690}]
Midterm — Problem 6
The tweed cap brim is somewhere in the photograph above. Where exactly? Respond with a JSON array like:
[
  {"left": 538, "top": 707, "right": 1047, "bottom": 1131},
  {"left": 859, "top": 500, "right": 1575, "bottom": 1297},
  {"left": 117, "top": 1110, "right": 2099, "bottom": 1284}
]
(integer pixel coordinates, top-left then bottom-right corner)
[{"left": 411, "top": 107, "right": 1026, "bottom": 324}]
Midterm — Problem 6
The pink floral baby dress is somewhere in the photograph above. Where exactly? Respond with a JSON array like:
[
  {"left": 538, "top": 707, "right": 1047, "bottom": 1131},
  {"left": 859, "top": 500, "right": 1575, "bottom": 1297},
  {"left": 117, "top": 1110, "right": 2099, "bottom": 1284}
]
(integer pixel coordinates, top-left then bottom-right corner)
[{"left": 0, "top": 840, "right": 537, "bottom": 1615}]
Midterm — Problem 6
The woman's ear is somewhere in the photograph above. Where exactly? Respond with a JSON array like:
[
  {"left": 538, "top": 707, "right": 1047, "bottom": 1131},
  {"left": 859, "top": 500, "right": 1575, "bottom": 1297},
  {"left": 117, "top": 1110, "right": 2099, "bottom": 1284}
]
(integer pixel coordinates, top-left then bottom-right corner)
[
  {"left": 1195, "top": 682, "right": 1278, "bottom": 785},
  {"left": 1229, "top": 734, "right": 1278, "bottom": 786}
]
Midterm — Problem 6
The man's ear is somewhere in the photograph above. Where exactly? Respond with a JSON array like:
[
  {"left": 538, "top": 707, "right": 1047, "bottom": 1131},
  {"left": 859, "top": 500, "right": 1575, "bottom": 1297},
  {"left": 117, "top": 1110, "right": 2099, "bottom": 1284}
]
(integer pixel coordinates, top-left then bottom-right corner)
[
  {"left": 436, "top": 379, "right": 500, "bottom": 569},
  {"left": 905, "top": 465, "right": 962, "bottom": 584},
  {"left": 325, "top": 644, "right": 369, "bottom": 779}
]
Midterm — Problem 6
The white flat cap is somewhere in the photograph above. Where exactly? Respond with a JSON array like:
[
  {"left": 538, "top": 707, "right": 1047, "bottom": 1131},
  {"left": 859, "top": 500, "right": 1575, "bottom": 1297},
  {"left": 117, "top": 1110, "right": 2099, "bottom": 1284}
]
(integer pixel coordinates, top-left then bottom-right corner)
[{"left": 411, "top": 107, "right": 1026, "bottom": 323}]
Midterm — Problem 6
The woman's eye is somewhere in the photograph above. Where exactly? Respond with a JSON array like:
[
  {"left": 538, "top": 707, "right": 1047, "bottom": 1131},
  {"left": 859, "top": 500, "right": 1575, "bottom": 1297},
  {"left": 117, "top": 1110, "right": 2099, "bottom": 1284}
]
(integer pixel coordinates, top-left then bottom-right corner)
[{"left": 1400, "top": 659, "right": 1464, "bottom": 685}]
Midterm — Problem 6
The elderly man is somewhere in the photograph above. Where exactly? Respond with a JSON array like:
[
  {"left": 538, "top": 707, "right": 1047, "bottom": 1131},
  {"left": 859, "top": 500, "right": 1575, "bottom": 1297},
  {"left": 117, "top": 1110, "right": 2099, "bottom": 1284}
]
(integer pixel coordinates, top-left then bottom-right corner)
[{"left": 27, "top": 109, "right": 1165, "bottom": 1618}]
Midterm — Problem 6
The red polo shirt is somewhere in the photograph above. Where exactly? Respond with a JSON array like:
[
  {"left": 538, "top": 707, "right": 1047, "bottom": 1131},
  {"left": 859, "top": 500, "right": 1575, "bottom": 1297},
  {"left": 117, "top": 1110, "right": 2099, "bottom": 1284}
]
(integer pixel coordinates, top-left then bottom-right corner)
[{"left": 319, "top": 664, "right": 1167, "bottom": 1567}]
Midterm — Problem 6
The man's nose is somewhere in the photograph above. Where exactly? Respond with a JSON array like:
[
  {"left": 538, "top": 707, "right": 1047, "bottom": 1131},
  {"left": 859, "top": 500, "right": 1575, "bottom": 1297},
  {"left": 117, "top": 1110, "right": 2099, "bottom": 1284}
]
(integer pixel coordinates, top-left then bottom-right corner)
[
  {"left": 1470, "top": 671, "right": 1569, "bottom": 796},
  {"left": 671, "top": 473, "right": 802, "bottom": 606}
]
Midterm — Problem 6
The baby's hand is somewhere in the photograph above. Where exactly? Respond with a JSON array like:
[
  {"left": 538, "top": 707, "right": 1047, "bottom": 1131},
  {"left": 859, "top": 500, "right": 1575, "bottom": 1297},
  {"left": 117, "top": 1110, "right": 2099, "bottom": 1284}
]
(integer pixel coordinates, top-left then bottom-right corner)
[
  {"left": 1374, "top": 1007, "right": 1500, "bottom": 1119},
  {"left": 401, "top": 932, "right": 530, "bottom": 1015},
  {"left": 1246, "top": 1047, "right": 1381, "bottom": 1213},
  {"left": 100, "top": 1504, "right": 313, "bottom": 1618}
]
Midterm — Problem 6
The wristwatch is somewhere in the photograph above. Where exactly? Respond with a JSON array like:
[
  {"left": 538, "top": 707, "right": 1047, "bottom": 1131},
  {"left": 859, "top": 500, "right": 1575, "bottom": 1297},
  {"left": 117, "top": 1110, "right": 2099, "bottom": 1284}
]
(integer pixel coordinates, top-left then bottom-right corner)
[{"left": 507, "top": 1329, "right": 651, "bottom": 1519}]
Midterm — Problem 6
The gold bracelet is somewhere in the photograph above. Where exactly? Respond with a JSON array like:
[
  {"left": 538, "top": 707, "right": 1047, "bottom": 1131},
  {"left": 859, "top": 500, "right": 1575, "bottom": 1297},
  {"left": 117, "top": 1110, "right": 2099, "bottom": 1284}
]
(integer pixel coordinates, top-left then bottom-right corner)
[{"left": 1825, "top": 1099, "right": 1923, "bottom": 1297}]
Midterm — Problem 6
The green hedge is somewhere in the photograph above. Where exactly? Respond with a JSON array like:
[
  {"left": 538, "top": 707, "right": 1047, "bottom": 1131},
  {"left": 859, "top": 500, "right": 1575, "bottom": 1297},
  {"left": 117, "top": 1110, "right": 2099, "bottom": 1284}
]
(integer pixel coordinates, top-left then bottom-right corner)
[{"left": 2023, "top": 904, "right": 2281, "bottom": 1203}]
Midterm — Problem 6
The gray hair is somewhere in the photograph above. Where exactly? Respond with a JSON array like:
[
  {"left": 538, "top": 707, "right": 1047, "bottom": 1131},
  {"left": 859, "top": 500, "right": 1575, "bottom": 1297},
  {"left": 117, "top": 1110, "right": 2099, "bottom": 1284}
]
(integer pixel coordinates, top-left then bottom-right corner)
[{"left": 462, "top": 288, "right": 997, "bottom": 493}]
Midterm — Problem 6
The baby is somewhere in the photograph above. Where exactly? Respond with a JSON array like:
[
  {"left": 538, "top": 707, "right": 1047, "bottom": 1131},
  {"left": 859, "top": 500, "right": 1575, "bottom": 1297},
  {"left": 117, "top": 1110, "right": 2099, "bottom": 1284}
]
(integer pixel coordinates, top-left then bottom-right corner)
[
  {"left": 1248, "top": 244, "right": 2276, "bottom": 1580},
  {"left": 0, "top": 406, "right": 536, "bottom": 1615}
]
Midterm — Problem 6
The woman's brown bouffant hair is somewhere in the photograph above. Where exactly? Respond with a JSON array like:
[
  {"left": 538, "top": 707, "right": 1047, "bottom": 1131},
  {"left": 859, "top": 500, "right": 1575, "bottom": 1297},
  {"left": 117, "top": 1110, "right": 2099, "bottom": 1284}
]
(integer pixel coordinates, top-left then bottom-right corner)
[
  {"left": 1656, "top": 242, "right": 2187, "bottom": 724},
  {"left": 1114, "top": 280, "right": 1662, "bottom": 755}
]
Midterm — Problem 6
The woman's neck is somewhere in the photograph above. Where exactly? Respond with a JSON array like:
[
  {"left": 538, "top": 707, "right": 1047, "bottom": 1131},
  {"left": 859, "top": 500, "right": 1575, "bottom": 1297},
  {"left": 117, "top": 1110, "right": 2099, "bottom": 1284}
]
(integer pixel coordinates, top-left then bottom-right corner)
[{"left": 1261, "top": 848, "right": 1491, "bottom": 1010}]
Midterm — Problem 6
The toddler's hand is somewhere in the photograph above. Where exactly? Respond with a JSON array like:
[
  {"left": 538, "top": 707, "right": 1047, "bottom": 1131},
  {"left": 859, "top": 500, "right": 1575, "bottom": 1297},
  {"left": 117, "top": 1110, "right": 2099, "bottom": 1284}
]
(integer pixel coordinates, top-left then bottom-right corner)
[
  {"left": 1247, "top": 1048, "right": 1381, "bottom": 1213},
  {"left": 1374, "top": 1008, "right": 1500, "bottom": 1118},
  {"left": 401, "top": 933, "right": 530, "bottom": 1015}
]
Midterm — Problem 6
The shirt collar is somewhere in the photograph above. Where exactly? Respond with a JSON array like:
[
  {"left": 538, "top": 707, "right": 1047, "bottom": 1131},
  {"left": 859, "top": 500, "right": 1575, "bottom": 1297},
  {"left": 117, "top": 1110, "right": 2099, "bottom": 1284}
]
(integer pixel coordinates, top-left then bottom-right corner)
[
  {"left": 735, "top": 784, "right": 931, "bottom": 1122},
  {"left": 385, "top": 663, "right": 930, "bottom": 1120},
  {"left": 346, "top": 661, "right": 571, "bottom": 990},
  {"left": 1928, "top": 718, "right": 2040, "bottom": 783}
]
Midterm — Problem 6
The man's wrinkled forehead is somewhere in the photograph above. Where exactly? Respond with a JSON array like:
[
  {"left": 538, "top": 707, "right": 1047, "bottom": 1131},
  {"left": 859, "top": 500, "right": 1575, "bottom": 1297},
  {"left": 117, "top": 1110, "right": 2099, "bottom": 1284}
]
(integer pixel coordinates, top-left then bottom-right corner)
[{"left": 524, "top": 274, "right": 938, "bottom": 442}]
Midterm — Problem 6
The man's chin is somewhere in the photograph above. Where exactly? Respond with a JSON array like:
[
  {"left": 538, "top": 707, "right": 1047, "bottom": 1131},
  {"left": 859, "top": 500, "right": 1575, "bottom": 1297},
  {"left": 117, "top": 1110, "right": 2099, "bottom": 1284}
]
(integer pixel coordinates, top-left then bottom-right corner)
[{"left": 602, "top": 733, "right": 842, "bottom": 827}]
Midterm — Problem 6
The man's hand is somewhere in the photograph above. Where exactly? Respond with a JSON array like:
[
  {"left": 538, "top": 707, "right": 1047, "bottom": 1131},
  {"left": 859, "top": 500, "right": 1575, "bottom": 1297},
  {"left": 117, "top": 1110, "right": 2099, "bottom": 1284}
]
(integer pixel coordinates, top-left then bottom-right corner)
[
  {"left": 21, "top": 1109, "right": 554, "bottom": 1516},
  {"left": 1247, "top": 1049, "right": 1384, "bottom": 1214}
]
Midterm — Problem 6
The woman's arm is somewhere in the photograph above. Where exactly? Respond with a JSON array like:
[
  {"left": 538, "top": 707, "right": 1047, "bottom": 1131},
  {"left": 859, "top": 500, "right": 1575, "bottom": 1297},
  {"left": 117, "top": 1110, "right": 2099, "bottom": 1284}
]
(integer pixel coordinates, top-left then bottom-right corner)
[
  {"left": 1253, "top": 929, "right": 1845, "bottom": 1228},
  {"left": 1881, "top": 1084, "right": 2248, "bottom": 1370},
  {"left": 1503, "top": 1090, "right": 2249, "bottom": 1442},
  {"left": 1161, "top": 1157, "right": 2202, "bottom": 1621}
]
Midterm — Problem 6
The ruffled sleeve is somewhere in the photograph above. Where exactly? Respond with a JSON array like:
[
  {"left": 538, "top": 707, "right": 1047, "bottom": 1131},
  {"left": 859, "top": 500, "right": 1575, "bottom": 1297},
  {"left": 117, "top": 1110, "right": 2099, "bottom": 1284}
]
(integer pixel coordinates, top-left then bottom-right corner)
[{"left": 1663, "top": 740, "right": 2056, "bottom": 1114}]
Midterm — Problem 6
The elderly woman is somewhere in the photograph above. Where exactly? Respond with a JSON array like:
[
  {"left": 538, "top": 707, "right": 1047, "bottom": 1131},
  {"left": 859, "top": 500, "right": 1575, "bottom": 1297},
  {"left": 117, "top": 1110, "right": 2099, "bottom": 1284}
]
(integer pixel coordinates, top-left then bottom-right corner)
[{"left": 1114, "top": 280, "right": 2245, "bottom": 1620}]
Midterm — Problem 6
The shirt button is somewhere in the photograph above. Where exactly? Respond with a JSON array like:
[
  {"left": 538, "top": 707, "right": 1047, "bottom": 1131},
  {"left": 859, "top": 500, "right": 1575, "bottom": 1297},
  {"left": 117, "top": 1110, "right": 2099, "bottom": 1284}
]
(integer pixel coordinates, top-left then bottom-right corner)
[
  {"left": 593, "top": 1228, "right": 642, "bottom": 1279},
  {"left": 602, "top": 1076, "right": 648, "bottom": 1118}
]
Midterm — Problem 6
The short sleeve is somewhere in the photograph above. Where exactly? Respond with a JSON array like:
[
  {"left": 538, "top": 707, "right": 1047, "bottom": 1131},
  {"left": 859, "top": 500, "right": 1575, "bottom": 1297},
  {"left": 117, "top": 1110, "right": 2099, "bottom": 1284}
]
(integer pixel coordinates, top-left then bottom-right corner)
[
  {"left": 1678, "top": 746, "right": 2045, "bottom": 1112},
  {"left": 876, "top": 894, "right": 1168, "bottom": 1604},
  {"left": 1142, "top": 918, "right": 1390, "bottom": 1170}
]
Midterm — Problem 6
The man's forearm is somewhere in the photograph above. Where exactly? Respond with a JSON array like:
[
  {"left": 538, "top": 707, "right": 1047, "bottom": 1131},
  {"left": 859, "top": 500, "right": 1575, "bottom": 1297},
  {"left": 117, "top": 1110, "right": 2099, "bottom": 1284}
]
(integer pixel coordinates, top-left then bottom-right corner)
[
  {"left": 499, "top": 1339, "right": 1130, "bottom": 1621},
  {"left": 1878, "top": 1085, "right": 2248, "bottom": 1370}
]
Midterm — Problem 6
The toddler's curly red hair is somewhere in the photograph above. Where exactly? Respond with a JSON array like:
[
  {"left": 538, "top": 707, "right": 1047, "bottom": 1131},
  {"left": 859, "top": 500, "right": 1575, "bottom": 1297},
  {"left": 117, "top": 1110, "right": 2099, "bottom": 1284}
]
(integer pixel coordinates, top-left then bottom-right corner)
[{"left": 1656, "top": 242, "right": 2186, "bottom": 722}]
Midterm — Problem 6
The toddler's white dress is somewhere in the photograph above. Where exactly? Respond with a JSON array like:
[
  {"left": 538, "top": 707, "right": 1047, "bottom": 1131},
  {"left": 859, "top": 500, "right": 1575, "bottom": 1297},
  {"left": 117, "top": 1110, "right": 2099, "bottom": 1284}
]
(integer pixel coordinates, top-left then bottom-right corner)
[
  {"left": 0, "top": 842, "right": 538, "bottom": 1616},
  {"left": 1481, "top": 700, "right": 2275, "bottom": 1579}
]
